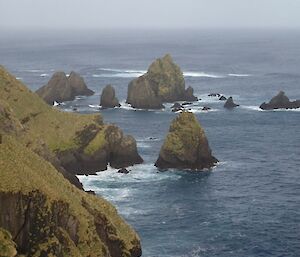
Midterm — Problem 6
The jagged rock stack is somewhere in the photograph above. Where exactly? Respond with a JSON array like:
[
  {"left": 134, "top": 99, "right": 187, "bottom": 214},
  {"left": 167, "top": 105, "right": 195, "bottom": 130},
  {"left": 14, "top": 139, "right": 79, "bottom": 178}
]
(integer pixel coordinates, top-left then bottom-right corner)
[
  {"left": 100, "top": 84, "right": 121, "bottom": 108},
  {"left": 126, "top": 54, "right": 198, "bottom": 109},
  {"left": 155, "top": 111, "right": 218, "bottom": 171},
  {"left": 260, "top": 91, "right": 300, "bottom": 110},
  {"left": 36, "top": 71, "right": 94, "bottom": 104},
  {"left": 224, "top": 97, "right": 239, "bottom": 109}
]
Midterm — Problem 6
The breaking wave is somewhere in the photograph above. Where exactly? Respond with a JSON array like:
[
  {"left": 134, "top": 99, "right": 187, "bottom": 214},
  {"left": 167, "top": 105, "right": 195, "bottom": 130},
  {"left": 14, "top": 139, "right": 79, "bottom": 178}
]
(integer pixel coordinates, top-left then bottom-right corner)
[{"left": 93, "top": 68, "right": 251, "bottom": 79}]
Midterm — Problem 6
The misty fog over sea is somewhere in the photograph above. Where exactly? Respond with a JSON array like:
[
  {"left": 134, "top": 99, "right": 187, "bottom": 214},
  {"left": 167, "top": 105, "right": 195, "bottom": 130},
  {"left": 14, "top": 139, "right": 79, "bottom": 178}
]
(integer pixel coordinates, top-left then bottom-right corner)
[{"left": 1, "top": 29, "right": 300, "bottom": 257}]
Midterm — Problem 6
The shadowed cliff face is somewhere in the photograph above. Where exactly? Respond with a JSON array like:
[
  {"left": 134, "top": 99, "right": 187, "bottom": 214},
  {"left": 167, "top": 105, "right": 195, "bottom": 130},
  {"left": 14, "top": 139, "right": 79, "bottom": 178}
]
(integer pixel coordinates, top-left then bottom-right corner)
[
  {"left": 0, "top": 136, "right": 142, "bottom": 257},
  {"left": 155, "top": 111, "right": 218, "bottom": 170},
  {"left": 126, "top": 54, "right": 197, "bottom": 109}
]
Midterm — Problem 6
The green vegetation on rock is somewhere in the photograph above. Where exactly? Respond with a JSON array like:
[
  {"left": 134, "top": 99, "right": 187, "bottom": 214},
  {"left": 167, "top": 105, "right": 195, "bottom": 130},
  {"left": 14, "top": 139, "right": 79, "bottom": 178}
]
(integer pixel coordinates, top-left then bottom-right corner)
[
  {"left": 0, "top": 228, "right": 17, "bottom": 257},
  {"left": 84, "top": 128, "right": 107, "bottom": 155},
  {"left": 0, "top": 66, "right": 142, "bottom": 256},
  {"left": 0, "top": 66, "right": 142, "bottom": 175},
  {"left": 126, "top": 54, "right": 197, "bottom": 109},
  {"left": 155, "top": 111, "right": 218, "bottom": 170},
  {"left": 0, "top": 135, "right": 141, "bottom": 256}
]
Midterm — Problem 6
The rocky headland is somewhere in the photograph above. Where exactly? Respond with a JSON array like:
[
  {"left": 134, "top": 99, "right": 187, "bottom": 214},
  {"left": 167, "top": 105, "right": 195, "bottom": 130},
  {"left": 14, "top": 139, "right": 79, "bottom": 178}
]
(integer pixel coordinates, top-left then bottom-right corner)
[
  {"left": 36, "top": 71, "right": 94, "bottom": 104},
  {"left": 155, "top": 111, "right": 218, "bottom": 171},
  {"left": 126, "top": 54, "right": 198, "bottom": 109},
  {"left": 0, "top": 66, "right": 142, "bottom": 256}
]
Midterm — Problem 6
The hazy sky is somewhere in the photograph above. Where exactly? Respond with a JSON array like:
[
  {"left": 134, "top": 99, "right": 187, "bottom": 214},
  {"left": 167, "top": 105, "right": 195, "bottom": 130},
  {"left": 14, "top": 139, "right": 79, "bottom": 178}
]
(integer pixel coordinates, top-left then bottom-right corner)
[{"left": 1, "top": 0, "right": 300, "bottom": 29}]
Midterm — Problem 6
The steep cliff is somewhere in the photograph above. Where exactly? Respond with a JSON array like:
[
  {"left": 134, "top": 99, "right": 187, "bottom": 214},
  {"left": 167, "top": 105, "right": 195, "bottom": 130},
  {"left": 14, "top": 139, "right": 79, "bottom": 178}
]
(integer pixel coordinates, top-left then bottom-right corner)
[{"left": 0, "top": 136, "right": 141, "bottom": 257}]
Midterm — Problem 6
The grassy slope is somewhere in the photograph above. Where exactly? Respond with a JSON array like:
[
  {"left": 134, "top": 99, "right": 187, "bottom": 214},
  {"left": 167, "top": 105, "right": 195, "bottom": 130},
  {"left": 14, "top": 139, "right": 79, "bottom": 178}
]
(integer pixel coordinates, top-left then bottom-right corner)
[
  {"left": 0, "top": 135, "right": 139, "bottom": 256},
  {"left": 0, "top": 66, "right": 140, "bottom": 255},
  {"left": 0, "top": 66, "right": 105, "bottom": 153}
]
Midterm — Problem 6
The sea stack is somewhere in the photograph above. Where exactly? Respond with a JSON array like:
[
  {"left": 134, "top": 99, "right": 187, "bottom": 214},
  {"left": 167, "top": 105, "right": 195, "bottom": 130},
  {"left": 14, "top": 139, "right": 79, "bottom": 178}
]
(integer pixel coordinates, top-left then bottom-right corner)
[
  {"left": 126, "top": 54, "right": 197, "bottom": 109},
  {"left": 36, "top": 71, "right": 94, "bottom": 104},
  {"left": 224, "top": 97, "right": 239, "bottom": 109},
  {"left": 100, "top": 84, "right": 121, "bottom": 108},
  {"left": 155, "top": 111, "right": 218, "bottom": 171},
  {"left": 260, "top": 91, "right": 300, "bottom": 110}
]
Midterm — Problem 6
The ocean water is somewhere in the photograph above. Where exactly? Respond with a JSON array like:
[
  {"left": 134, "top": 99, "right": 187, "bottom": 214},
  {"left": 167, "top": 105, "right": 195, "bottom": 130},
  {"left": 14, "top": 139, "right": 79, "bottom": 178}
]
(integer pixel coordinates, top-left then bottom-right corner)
[{"left": 1, "top": 29, "right": 300, "bottom": 257}]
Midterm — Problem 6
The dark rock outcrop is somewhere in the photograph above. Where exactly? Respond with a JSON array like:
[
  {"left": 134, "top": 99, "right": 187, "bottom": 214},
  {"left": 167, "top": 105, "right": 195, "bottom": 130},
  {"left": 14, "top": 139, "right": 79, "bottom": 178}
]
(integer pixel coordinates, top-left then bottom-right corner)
[
  {"left": 126, "top": 54, "right": 197, "bottom": 109},
  {"left": 118, "top": 168, "right": 130, "bottom": 174},
  {"left": 171, "top": 102, "right": 184, "bottom": 112},
  {"left": 155, "top": 111, "right": 218, "bottom": 171},
  {"left": 184, "top": 86, "right": 198, "bottom": 101},
  {"left": 202, "top": 106, "right": 211, "bottom": 111},
  {"left": 219, "top": 95, "right": 227, "bottom": 101},
  {"left": 36, "top": 71, "right": 94, "bottom": 104},
  {"left": 182, "top": 102, "right": 193, "bottom": 106},
  {"left": 208, "top": 93, "right": 221, "bottom": 97},
  {"left": 224, "top": 97, "right": 239, "bottom": 109},
  {"left": 100, "top": 84, "right": 121, "bottom": 108},
  {"left": 260, "top": 91, "right": 300, "bottom": 110}
]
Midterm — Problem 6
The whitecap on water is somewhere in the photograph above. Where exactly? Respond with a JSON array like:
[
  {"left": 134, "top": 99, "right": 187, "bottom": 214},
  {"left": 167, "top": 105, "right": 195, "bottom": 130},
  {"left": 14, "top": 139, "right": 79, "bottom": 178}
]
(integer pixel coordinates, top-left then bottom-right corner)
[
  {"left": 78, "top": 163, "right": 181, "bottom": 186},
  {"left": 88, "top": 104, "right": 101, "bottom": 109},
  {"left": 40, "top": 73, "right": 49, "bottom": 77},
  {"left": 241, "top": 106, "right": 263, "bottom": 112},
  {"left": 183, "top": 71, "right": 225, "bottom": 78},
  {"left": 25, "top": 69, "right": 44, "bottom": 73},
  {"left": 228, "top": 73, "right": 251, "bottom": 77}
]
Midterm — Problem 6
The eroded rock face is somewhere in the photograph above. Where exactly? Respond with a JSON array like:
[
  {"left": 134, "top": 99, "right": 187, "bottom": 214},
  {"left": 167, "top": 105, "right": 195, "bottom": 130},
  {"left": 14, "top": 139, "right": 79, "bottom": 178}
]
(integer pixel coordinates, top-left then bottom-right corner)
[
  {"left": 260, "top": 91, "right": 300, "bottom": 110},
  {"left": 126, "top": 54, "right": 197, "bottom": 109},
  {"left": 36, "top": 71, "right": 94, "bottom": 104},
  {"left": 224, "top": 97, "right": 239, "bottom": 109},
  {"left": 127, "top": 76, "right": 164, "bottom": 109},
  {"left": 100, "top": 85, "right": 121, "bottom": 108},
  {"left": 58, "top": 124, "right": 143, "bottom": 175},
  {"left": 155, "top": 111, "right": 218, "bottom": 171},
  {"left": 0, "top": 136, "right": 142, "bottom": 257}
]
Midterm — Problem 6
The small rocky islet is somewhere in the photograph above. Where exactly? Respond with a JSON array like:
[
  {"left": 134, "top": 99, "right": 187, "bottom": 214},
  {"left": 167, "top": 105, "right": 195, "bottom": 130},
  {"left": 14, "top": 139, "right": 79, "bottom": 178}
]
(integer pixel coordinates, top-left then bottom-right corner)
[
  {"left": 100, "top": 84, "right": 121, "bottom": 108},
  {"left": 224, "top": 96, "right": 239, "bottom": 109},
  {"left": 260, "top": 91, "right": 300, "bottom": 110},
  {"left": 126, "top": 54, "right": 198, "bottom": 109},
  {"left": 36, "top": 71, "right": 94, "bottom": 104},
  {"left": 155, "top": 111, "right": 218, "bottom": 171}
]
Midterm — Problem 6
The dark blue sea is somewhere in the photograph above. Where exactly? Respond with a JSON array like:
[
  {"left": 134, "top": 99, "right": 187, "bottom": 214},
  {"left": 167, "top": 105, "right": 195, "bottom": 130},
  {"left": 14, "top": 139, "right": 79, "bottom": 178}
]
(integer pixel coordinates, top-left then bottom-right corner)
[{"left": 1, "top": 29, "right": 300, "bottom": 257}]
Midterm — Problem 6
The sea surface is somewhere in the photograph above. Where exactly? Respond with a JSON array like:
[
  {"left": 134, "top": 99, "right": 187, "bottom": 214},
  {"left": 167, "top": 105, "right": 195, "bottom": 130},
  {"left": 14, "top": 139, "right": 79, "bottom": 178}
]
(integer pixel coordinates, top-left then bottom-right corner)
[{"left": 1, "top": 29, "right": 300, "bottom": 257}]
